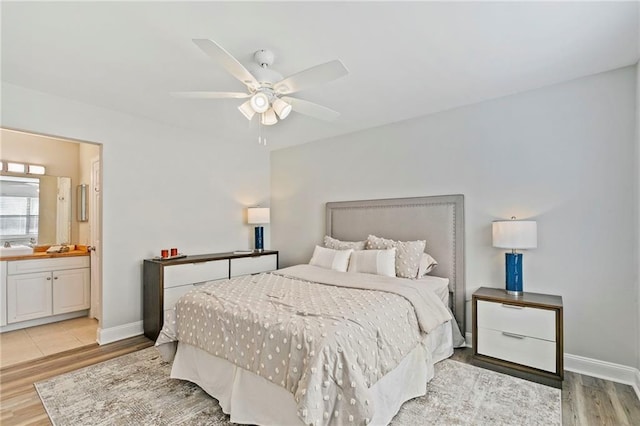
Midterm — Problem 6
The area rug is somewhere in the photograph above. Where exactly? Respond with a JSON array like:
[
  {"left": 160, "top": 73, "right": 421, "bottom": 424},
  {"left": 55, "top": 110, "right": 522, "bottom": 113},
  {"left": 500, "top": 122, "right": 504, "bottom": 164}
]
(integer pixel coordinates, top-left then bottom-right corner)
[{"left": 36, "top": 347, "right": 561, "bottom": 425}]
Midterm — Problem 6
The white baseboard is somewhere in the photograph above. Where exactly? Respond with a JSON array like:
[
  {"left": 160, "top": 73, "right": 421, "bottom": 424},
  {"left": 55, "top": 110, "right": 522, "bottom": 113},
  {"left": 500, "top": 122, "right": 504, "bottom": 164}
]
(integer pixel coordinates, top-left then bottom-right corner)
[
  {"left": 97, "top": 320, "right": 143, "bottom": 345},
  {"left": 0, "top": 310, "right": 88, "bottom": 333},
  {"left": 464, "top": 331, "right": 473, "bottom": 348},
  {"left": 565, "top": 353, "right": 640, "bottom": 400}
]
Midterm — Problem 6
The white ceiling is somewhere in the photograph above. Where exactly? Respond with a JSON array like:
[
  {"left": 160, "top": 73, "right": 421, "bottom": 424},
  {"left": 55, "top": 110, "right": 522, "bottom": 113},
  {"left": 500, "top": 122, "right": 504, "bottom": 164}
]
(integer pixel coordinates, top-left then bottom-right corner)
[{"left": 2, "top": 1, "right": 638, "bottom": 150}]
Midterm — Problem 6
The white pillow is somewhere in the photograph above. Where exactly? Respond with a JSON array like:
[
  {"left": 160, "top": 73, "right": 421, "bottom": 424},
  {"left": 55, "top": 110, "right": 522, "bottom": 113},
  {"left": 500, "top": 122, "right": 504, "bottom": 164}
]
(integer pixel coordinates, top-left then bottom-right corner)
[
  {"left": 416, "top": 253, "right": 438, "bottom": 277},
  {"left": 324, "top": 235, "right": 366, "bottom": 251},
  {"left": 347, "top": 248, "right": 396, "bottom": 277},
  {"left": 365, "top": 235, "right": 426, "bottom": 278},
  {"left": 309, "top": 246, "right": 353, "bottom": 272}
]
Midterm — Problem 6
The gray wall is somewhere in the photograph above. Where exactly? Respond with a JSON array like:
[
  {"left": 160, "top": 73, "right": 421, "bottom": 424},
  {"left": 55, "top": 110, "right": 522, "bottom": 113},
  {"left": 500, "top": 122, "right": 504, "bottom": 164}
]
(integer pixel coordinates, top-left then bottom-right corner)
[
  {"left": 272, "top": 66, "right": 638, "bottom": 368},
  {"left": 636, "top": 62, "right": 640, "bottom": 372},
  {"left": 2, "top": 82, "right": 271, "bottom": 332}
]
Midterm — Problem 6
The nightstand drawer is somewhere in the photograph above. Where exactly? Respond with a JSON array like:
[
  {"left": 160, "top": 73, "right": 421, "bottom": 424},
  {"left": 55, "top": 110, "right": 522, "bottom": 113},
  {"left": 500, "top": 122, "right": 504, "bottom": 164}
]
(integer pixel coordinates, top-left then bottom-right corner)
[
  {"left": 477, "top": 300, "right": 555, "bottom": 341},
  {"left": 477, "top": 327, "right": 556, "bottom": 372},
  {"left": 164, "top": 260, "right": 228, "bottom": 288},
  {"left": 230, "top": 254, "right": 277, "bottom": 277}
]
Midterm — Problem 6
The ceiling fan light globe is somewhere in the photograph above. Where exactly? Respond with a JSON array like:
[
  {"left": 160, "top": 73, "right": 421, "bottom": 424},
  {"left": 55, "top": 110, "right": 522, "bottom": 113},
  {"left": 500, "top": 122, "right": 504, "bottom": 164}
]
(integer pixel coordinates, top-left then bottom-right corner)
[
  {"left": 250, "top": 92, "right": 270, "bottom": 113},
  {"left": 261, "top": 108, "right": 278, "bottom": 126},
  {"left": 272, "top": 98, "right": 292, "bottom": 120},
  {"left": 238, "top": 100, "right": 256, "bottom": 120}
]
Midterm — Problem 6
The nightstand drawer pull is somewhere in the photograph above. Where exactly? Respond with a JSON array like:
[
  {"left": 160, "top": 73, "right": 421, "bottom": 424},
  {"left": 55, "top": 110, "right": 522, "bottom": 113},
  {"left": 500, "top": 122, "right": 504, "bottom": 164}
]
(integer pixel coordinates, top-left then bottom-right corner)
[
  {"left": 501, "top": 304, "right": 524, "bottom": 309},
  {"left": 502, "top": 331, "right": 525, "bottom": 339}
]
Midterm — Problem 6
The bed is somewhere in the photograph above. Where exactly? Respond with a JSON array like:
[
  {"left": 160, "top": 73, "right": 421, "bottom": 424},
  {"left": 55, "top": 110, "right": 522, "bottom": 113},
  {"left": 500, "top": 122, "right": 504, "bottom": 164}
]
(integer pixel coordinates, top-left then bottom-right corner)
[{"left": 156, "top": 194, "right": 465, "bottom": 426}]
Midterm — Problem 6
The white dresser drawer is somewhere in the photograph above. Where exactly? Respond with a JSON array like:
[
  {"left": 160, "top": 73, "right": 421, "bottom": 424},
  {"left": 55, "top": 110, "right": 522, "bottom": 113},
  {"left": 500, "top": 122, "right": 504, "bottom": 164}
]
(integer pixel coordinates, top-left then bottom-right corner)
[
  {"left": 477, "top": 327, "right": 556, "bottom": 372},
  {"left": 8, "top": 256, "right": 90, "bottom": 275},
  {"left": 164, "top": 280, "right": 223, "bottom": 310},
  {"left": 164, "top": 260, "right": 228, "bottom": 288},
  {"left": 230, "top": 254, "right": 277, "bottom": 277},
  {"left": 164, "top": 284, "right": 195, "bottom": 310},
  {"left": 477, "top": 300, "right": 556, "bottom": 341}
]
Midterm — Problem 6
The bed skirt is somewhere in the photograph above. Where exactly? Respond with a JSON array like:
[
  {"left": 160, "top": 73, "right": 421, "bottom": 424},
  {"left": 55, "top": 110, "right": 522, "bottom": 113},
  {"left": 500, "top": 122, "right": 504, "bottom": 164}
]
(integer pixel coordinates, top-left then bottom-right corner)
[{"left": 169, "top": 320, "right": 453, "bottom": 426}]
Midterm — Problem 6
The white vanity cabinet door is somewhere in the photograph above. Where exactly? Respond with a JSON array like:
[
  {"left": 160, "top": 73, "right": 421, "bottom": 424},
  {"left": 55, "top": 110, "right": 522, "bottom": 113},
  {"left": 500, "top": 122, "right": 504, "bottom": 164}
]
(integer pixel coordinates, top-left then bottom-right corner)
[
  {"left": 53, "top": 268, "right": 91, "bottom": 314},
  {"left": 0, "top": 261, "right": 7, "bottom": 326},
  {"left": 7, "top": 272, "right": 53, "bottom": 323}
]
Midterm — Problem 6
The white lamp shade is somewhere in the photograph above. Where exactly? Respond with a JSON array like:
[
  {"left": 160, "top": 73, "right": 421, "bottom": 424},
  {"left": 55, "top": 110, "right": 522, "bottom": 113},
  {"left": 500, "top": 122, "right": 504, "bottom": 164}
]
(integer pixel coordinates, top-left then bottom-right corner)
[
  {"left": 272, "top": 98, "right": 292, "bottom": 119},
  {"left": 247, "top": 207, "right": 270, "bottom": 224},
  {"left": 238, "top": 100, "right": 256, "bottom": 120},
  {"left": 492, "top": 220, "right": 537, "bottom": 249},
  {"left": 261, "top": 108, "right": 278, "bottom": 126}
]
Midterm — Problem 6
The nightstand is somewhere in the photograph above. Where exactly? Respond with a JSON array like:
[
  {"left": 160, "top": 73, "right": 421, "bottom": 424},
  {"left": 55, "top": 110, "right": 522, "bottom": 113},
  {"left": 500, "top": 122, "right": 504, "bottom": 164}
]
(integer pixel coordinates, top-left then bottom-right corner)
[{"left": 472, "top": 287, "right": 563, "bottom": 388}]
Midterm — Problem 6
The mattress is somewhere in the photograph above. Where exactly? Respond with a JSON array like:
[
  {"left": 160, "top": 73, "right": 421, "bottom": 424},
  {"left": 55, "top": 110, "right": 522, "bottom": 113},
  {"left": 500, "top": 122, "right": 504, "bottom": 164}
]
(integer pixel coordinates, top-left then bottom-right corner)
[{"left": 414, "top": 275, "right": 450, "bottom": 306}]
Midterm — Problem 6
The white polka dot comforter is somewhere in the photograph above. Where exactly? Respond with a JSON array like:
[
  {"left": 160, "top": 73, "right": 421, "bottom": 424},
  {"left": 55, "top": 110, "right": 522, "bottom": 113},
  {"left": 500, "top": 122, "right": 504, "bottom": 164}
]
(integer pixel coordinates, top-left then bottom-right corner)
[{"left": 156, "top": 264, "right": 452, "bottom": 426}]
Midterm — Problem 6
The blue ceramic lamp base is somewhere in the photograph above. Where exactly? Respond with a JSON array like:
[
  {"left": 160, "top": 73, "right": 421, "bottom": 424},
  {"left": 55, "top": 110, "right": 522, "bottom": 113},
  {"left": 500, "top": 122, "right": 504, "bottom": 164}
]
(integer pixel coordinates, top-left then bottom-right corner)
[
  {"left": 505, "top": 252, "right": 523, "bottom": 296},
  {"left": 254, "top": 226, "right": 264, "bottom": 252}
]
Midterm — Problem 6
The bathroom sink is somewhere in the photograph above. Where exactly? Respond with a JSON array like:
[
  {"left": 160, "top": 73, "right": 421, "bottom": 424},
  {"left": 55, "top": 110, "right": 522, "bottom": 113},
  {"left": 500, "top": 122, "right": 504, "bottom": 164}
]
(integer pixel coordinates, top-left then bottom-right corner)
[{"left": 0, "top": 245, "right": 34, "bottom": 257}]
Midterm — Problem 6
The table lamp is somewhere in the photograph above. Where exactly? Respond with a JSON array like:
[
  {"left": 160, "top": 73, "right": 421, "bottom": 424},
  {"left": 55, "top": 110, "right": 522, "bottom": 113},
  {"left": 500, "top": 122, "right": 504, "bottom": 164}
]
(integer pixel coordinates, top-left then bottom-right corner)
[
  {"left": 247, "top": 207, "right": 270, "bottom": 252},
  {"left": 492, "top": 217, "right": 537, "bottom": 296}
]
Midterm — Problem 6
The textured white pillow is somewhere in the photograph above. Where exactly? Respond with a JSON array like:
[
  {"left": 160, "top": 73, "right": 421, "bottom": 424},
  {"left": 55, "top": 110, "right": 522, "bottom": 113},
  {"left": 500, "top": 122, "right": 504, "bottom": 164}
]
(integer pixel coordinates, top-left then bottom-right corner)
[
  {"left": 323, "top": 235, "right": 366, "bottom": 251},
  {"left": 417, "top": 253, "right": 438, "bottom": 277},
  {"left": 365, "top": 235, "right": 426, "bottom": 278},
  {"left": 347, "top": 248, "right": 396, "bottom": 277},
  {"left": 309, "top": 245, "right": 353, "bottom": 272}
]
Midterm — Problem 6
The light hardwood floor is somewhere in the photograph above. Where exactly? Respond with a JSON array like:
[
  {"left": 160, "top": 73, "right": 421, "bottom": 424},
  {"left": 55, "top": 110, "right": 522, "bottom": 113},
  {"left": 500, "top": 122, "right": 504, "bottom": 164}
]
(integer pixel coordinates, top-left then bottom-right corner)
[
  {"left": 1, "top": 340, "right": 639, "bottom": 425},
  {"left": 0, "top": 335, "right": 153, "bottom": 425}
]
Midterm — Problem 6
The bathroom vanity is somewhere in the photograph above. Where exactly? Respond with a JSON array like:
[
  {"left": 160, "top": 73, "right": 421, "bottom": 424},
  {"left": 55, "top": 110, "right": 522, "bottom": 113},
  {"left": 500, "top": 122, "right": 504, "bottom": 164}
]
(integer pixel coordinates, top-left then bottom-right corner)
[{"left": 0, "top": 247, "right": 91, "bottom": 332}]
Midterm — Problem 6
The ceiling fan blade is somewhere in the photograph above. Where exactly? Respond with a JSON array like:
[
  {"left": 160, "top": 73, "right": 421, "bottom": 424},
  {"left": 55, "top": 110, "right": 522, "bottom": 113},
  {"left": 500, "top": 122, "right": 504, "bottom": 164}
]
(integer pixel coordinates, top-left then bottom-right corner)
[
  {"left": 281, "top": 97, "right": 340, "bottom": 121},
  {"left": 171, "top": 91, "right": 250, "bottom": 99},
  {"left": 274, "top": 60, "right": 348, "bottom": 95},
  {"left": 192, "top": 39, "right": 259, "bottom": 90}
]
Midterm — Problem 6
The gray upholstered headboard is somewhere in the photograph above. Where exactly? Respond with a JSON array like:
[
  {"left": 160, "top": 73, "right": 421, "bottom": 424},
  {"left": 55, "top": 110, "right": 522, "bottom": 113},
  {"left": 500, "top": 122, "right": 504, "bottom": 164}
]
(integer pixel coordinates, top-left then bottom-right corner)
[{"left": 326, "top": 194, "right": 465, "bottom": 336}]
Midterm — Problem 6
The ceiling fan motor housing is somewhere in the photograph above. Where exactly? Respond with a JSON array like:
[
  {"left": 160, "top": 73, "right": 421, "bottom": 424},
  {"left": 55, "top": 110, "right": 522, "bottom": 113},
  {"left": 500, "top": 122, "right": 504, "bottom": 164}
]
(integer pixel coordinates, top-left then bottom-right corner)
[{"left": 254, "top": 49, "right": 274, "bottom": 67}]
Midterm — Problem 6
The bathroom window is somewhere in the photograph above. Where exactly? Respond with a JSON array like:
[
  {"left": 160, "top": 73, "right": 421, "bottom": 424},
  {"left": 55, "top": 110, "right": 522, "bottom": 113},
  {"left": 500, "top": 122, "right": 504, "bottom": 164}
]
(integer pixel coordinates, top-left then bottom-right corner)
[{"left": 0, "top": 176, "right": 39, "bottom": 244}]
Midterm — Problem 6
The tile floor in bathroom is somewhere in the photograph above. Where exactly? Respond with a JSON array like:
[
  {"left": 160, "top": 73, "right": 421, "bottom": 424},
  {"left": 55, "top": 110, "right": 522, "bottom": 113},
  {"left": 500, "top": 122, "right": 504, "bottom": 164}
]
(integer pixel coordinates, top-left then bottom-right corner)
[{"left": 0, "top": 316, "right": 98, "bottom": 368}]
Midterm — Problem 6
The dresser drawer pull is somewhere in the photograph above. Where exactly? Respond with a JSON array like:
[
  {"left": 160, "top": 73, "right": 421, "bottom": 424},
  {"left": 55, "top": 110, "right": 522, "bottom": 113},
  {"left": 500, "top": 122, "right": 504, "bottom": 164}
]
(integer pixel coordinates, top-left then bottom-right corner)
[
  {"left": 502, "top": 331, "right": 526, "bottom": 339},
  {"left": 192, "top": 281, "right": 208, "bottom": 287},
  {"left": 501, "top": 304, "right": 524, "bottom": 309}
]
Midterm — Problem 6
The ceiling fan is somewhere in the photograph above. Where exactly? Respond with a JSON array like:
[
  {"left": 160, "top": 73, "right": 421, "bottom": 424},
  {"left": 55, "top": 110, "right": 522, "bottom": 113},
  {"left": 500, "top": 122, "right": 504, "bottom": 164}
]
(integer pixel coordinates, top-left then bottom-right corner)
[{"left": 172, "top": 39, "right": 348, "bottom": 127}]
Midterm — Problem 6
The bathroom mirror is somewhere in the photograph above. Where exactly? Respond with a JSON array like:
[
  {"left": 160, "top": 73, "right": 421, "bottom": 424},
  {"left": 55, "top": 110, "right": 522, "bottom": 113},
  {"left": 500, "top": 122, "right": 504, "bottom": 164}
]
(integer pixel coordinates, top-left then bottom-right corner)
[
  {"left": 0, "top": 174, "right": 71, "bottom": 245},
  {"left": 77, "top": 184, "right": 88, "bottom": 222}
]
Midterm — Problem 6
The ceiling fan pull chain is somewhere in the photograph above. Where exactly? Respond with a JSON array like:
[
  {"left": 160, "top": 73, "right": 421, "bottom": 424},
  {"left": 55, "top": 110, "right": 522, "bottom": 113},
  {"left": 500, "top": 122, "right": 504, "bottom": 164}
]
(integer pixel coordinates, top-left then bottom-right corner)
[{"left": 258, "top": 124, "right": 267, "bottom": 146}]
